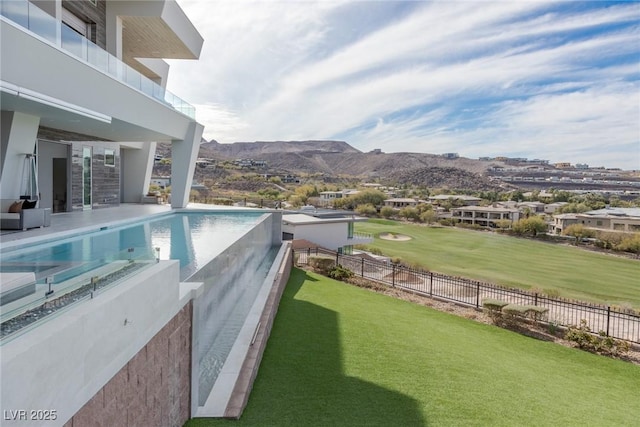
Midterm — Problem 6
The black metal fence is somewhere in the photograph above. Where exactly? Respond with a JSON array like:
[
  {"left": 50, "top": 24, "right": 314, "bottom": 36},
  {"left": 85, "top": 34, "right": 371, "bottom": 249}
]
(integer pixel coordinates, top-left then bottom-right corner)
[{"left": 294, "top": 247, "right": 640, "bottom": 344}]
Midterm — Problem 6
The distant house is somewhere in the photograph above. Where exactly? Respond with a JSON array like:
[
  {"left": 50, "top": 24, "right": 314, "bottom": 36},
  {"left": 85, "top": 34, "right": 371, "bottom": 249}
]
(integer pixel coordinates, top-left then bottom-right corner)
[
  {"left": 544, "top": 202, "right": 568, "bottom": 214},
  {"left": 319, "top": 189, "right": 360, "bottom": 206},
  {"left": 282, "top": 211, "right": 372, "bottom": 253},
  {"left": 442, "top": 153, "right": 459, "bottom": 159},
  {"left": 552, "top": 208, "right": 640, "bottom": 234},
  {"left": 451, "top": 206, "right": 521, "bottom": 227},
  {"left": 319, "top": 191, "right": 344, "bottom": 206},
  {"left": 554, "top": 162, "right": 572, "bottom": 169},
  {"left": 517, "top": 201, "right": 545, "bottom": 213},
  {"left": 383, "top": 198, "right": 419, "bottom": 209},
  {"left": 429, "top": 195, "right": 482, "bottom": 206}
]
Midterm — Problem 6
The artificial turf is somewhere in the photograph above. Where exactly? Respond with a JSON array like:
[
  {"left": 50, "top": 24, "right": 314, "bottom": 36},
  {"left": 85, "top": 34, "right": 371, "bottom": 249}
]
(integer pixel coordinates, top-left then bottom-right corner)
[
  {"left": 187, "top": 268, "right": 640, "bottom": 427},
  {"left": 355, "top": 219, "right": 640, "bottom": 308}
]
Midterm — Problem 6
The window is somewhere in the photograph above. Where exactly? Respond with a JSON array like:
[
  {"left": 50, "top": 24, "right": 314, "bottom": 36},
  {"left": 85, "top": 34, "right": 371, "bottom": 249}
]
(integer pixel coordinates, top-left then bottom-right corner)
[
  {"left": 104, "top": 148, "right": 115, "bottom": 166},
  {"left": 62, "top": 8, "right": 89, "bottom": 37}
]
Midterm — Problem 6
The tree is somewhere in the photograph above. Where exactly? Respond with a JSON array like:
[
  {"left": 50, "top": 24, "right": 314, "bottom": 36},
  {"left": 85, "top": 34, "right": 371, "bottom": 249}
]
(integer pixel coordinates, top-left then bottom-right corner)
[
  {"left": 616, "top": 233, "right": 640, "bottom": 258},
  {"left": 513, "top": 216, "right": 548, "bottom": 236},
  {"left": 380, "top": 206, "right": 395, "bottom": 219},
  {"left": 563, "top": 224, "right": 595, "bottom": 245},
  {"left": 596, "top": 231, "right": 625, "bottom": 250},
  {"left": 398, "top": 207, "right": 420, "bottom": 222},
  {"left": 288, "top": 195, "right": 304, "bottom": 208},
  {"left": 420, "top": 210, "right": 437, "bottom": 225},
  {"left": 294, "top": 185, "right": 319, "bottom": 204},
  {"left": 355, "top": 204, "right": 377, "bottom": 217}
]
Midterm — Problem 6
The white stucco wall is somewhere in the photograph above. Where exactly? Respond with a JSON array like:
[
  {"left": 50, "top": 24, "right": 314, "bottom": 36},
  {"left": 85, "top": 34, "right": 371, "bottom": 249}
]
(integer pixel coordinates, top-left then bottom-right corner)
[
  {"left": 0, "top": 260, "right": 197, "bottom": 427},
  {"left": 283, "top": 222, "right": 348, "bottom": 251}
]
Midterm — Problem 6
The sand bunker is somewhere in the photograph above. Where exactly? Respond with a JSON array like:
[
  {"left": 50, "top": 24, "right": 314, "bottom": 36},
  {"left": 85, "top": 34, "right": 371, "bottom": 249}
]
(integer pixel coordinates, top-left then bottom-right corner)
[{"left": 379, "top": 232, "right": 412, "bottom": 241}]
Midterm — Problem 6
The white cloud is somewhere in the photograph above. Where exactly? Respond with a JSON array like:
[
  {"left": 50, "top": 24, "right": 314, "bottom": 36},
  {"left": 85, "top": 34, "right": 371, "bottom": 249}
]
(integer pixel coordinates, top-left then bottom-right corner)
[{"left": 169, "top": 0, "right": 640, "bottom": 169}]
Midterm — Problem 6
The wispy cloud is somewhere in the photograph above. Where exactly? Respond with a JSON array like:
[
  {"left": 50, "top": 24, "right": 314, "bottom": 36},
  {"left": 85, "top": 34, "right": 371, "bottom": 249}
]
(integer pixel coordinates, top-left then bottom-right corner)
[{"left": 169, "top": 1, "right": 640, "bottom": 169}]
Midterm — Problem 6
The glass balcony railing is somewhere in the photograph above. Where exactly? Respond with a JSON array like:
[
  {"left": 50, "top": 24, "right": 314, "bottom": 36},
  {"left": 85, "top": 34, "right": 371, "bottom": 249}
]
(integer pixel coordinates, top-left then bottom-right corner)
[{"left": 0, "top": 0, "right": 196, "bottom": 119}]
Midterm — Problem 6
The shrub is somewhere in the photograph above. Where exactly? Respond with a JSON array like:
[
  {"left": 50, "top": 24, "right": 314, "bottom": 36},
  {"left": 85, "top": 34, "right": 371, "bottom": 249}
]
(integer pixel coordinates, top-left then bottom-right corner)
[
  {"left": 355, "top": 203, "right": 378, "bottom": 217},
  {"left": 327, "top": 264, "right": 354, "bottom": 281},
  {"left": 455, "top": 223, "right": 483, "bottom": 230},
  {"left": 380, "top": 206, "right": 395, "bottom": 219},
  {"left": 502, "top": 304, "right": 549, "bottom": 321},
  {"left": 564, "top": 320, "right": 630, "bottom": 357},
  {"left": 308, "top": 256, "right": 335, "bottom": 274},
  {"left": 482, "top": 299, "right": 509, "bottom": 324}
]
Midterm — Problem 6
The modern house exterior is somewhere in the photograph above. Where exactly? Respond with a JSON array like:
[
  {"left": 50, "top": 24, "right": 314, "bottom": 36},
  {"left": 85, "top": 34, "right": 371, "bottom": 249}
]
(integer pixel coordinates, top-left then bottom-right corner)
[
  {"left": 282, "top": 211, "right": 372, "bottom": 254},
  {"left": 1, "top": 0, "right": 204, "bottom": 213},
  {"left": 552, "top": 208, "right": 640, "bottom": 234},
  {"left": 383, "top": 198, "right": 420, "bottom": 209},
  {"left": 451, "top": 205, "right": 521, "bottom": 227},
  {"left": 318, "top": 189, "right": 360, "bottom": 206},
  {"left": 0, "top": 3, "right": 292, "bottom": 426}
]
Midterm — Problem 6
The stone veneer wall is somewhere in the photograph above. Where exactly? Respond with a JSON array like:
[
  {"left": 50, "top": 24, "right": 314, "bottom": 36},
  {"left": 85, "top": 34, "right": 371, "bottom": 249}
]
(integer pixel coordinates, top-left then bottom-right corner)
[{"left": 63, "top": 302, "right": 192, "bottom": 427}]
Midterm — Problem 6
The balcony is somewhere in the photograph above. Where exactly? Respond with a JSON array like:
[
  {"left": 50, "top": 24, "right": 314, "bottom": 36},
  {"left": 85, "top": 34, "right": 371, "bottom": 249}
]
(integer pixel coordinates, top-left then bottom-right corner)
[{"left": 0, "top": 0, "right": 195, "bottom": 119}]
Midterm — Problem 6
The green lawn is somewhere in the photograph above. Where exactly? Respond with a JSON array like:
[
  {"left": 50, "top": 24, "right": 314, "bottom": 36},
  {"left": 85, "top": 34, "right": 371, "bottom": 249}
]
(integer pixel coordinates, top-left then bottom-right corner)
[
  {"left": 187, "top": 269, "right": 640, "bottom": 427},
  {"left": 355, "top": 219, "right": 640, "bottom": 308}
]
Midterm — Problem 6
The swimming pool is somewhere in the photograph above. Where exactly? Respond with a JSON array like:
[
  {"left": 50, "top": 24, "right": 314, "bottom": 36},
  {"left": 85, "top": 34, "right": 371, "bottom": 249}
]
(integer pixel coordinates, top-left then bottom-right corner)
[{"left": 0, "top": 211, "right": 265, "bottom": 283}]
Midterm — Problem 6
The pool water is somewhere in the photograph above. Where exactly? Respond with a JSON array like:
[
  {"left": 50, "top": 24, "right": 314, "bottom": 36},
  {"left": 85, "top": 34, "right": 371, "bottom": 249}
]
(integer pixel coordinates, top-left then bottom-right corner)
[{"left": 0, "top": 211, "right": 264, "bottom": 283}]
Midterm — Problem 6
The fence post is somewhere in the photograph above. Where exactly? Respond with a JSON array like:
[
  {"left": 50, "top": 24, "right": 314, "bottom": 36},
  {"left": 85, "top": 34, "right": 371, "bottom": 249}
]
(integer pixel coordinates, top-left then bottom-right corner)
[
  {"left": 429, "top": 272, "right": 433, "bottom": 296},
  {"left": 606, "top": 306, "right": 611, "bottom": 337},
  {"left": 336, "top": 252, "right": 339, "bottom": 266},
  {"left": 534, "top": 293, "right": 538, "bottom": 306},
  {"left": 475, "top": 282, "right": 480, "bottom": 308},
  {"left": 392, "top": 264, "right": 396, "bottom": 288},
  {"left": 361, "top": 258, "right": 364, "bottom": 277}
]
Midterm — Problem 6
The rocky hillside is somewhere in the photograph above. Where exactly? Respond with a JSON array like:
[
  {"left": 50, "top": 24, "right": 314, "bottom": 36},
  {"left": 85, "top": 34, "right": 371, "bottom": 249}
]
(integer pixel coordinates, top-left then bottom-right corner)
[
  {"left": 156, "top": 140, "right": 508, "bottom": 191},
  {"left": 200, "top": 140, "right": 360, "bottom": 157}
]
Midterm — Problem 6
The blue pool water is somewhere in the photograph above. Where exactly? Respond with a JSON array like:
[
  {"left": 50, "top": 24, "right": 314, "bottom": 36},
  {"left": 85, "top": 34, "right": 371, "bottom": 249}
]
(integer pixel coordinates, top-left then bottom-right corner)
[{"left": 0, "top": 211, "right": 265, "bottom": 283}]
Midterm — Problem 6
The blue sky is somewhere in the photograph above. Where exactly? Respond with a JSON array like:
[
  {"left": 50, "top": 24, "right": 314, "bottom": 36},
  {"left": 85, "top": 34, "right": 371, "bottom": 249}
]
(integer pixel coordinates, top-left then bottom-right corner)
[{"left": 167, "top": 1, "right": 640, "bottom": 170}]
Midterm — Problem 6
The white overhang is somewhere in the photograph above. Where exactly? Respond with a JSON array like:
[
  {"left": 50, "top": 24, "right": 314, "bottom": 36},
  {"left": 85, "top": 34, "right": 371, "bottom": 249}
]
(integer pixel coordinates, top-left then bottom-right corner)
[{"left": 110, "top": 0, "right": 204, "bottom": 62}]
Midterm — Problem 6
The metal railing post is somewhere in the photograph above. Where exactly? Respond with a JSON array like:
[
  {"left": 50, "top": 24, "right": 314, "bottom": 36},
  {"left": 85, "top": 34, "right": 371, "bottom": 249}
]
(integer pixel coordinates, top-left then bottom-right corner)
[
  {"left": 361, "top": 258, "right": 364, "bottom": 277},
  {"left": 429, "top": 272, "right": 433, "bottom": 297},
  {"left": 392, "top": 264, "right": 396, "bottom": 288},
  {"left": 606, "top": 306, "right": 611, "bottom": 337}
]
